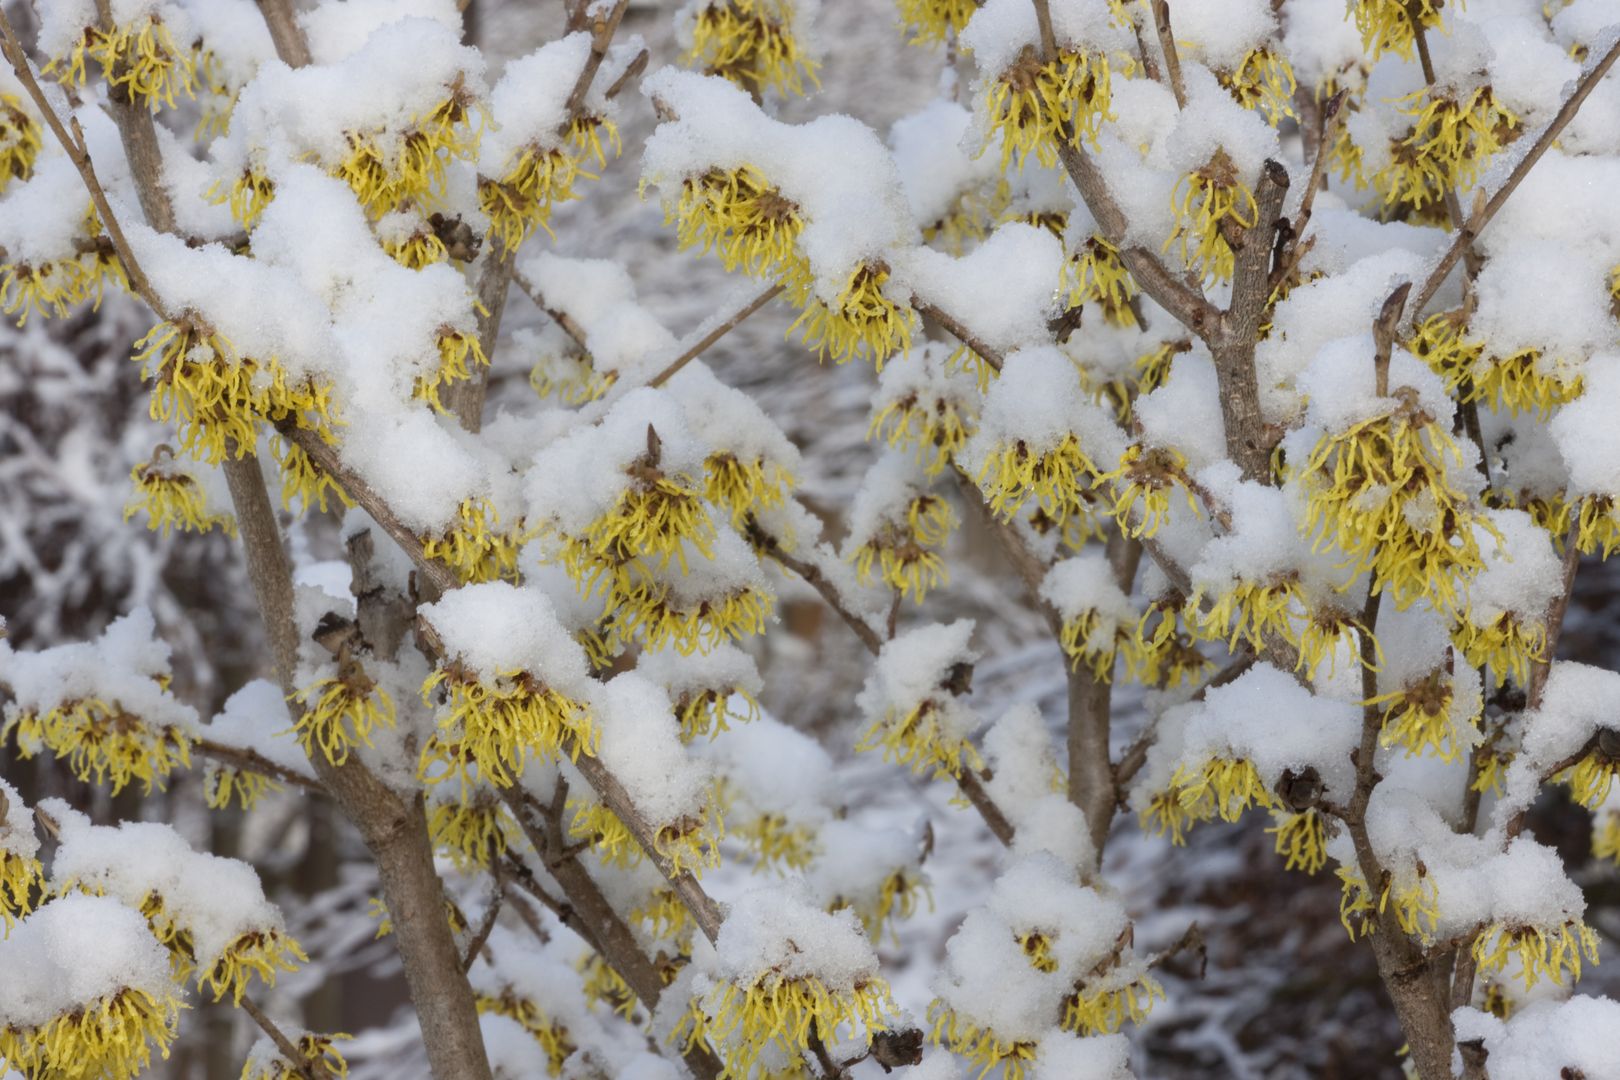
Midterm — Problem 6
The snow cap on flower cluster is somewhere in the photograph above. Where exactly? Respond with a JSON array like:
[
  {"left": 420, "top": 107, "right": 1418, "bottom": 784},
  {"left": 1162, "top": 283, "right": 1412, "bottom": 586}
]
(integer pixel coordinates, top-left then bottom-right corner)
[
  {"left": 960, "top": 0, "right": 1128, "bottom": 77},
  {"left": 1170, "top": 0, "right": 1278, "bottom": 72},
  {"left": 709, "top": 882, "right": 880, "bottom": 991},
  {"left": 0, "top": 893, "right": 173, "bottom": 1030},
  {"left": 888, "top": 100, "right": 1002, "bottom": 231},
  {"left": 703, "top": 714, "right": 832, "bottom": 827},
  {"left": 585, "top": 672, "right": 712, "bottom": 828},
  {"left": 895, "top": 223, "right": 1065, "bottom": 356},
  {"left": 1040, "top": 553, "right": 1133, "bottom": 637},
  {"left": 419, "top": 581, "right": 591, "bottom": 694},
  {"left": 960, "top": 346, "right": 1125, "bottom": 465},
  {"left": 0, "top": 608, "right": 194, "bottom": 738},
  {"left": 195, "top": 679, "right": 315, "bottom": 781},
  {"left": 857, "top": 619, "right": 977, "bottom": 720},
  {"left": 1453, "top": 996, "right": 1620, "bottom": 1080},
  {"left": 637, "top": 642, "right": 763, "bottom": 709},
  {"left": 481, "top": 33, "right": 597, "bottom": 168},
  {"left": 1550, "top": 357, "right": 1620, "bottom": 499},
  {"left": 43, "top": 801, "right": 289, "bottom": 975},
  {"left": 664, "top": 362, "right": 803, "bottom": 478},
  {"left": 641, "top": 67, "right": 917, "bottom": 300},
  {"left": 1181, "top": 664, "right": 1359, "bottom": 800},
  {"left": 523, "top": 252, "right": 677, "bottom": 385},
  {"left": 1033, "top": 1030, "right": 1135, "bottom": 1080}
]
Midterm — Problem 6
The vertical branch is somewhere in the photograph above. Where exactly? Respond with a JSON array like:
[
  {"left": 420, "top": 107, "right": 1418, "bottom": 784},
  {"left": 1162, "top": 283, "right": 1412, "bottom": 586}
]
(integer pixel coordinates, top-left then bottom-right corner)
[
  {"left": 254, "top": 0, "right": 312, "bottom": 67},
  {"left": 1149, "top": 0, "right": 1187, "bottom": 108}
]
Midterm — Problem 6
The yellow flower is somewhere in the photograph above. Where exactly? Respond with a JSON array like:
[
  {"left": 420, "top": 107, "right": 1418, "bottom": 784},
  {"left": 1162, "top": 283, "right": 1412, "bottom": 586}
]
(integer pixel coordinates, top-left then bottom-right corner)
[
  {"left": 631, "top": 888, "right": 695, "bottom": 942},
  {"left": 1, "top": 257, "right": 96, "bottom": 325},
  {"left": 1139, "top": 788, "right": 1196, "bottom": 845},
  {"left": 1562, "top": 748, "right": 1620, "bottom": 809},
  {"left": 1220, "top": 48, "right": 1297, "bottom": 127},
  {"left": 869, "top": 389, "right": 976, "bottom": 478},
  {"left": 479, "top": 145, "right": 589, "bottom": 253},
  {"left": 1268, "top": 808, "right": 1328, "bottom": 874},
  {"left": 1472, "top": 746, "right": 1512, "bottom": 797},
  {"left": 567, "top": 798, "right": 722, "bottom": 877},
  {"left": 1453, "top": 611, "right": 1547, "bottom": 689},
  {"left": 669, "top": 164, "right": 807, "bottom": 283},
  {"left": 580, "top": 952, "right": 640, "bottom": 1018},
  {"left": 95, "top": 14, "right": 197, "bottom": 112},
  {"left": 684, "top": 0, "right": 822, "bottom": 99},
  {"left": 0, "top": 984, "right": 182, "bottom": 1080},
  {"left": 0, "top": 849, "right": 41, "bottom": 932},
  {"left": 732, "top": 812, "right": 819, "bottom": 871},
  {"left": 850, "top": 494, "right": 955, "bottom": 603},
  {"left": 1592, "top": 809, "right": 1620, "bottom": 866},
  {"left": 1057, "top": 607, "right": 1139, "bottom": 682},
  {"left": 529, "top": 349, "right": 616, "bottom": 406},
  {"left": 270, "top": 436, "right": 353, "bottom": 516},
  {"left": 201, "top": 929, "right": 308, "bottom": 1004},
  {"left": 705, "top": 452, "right": 795, "bottom": 525},
  {"left": 420, "top": 663, "right": 595, "bottom": 787},
  {"left": 415, "top": 325, "right": 491, "bottom": 413},
  {"left": 421, "top": 498, "right": 528, "bottom": 585},
  {"left": 1062, "top": 971, "right": 1163, "bottom": 1036},
  {"left": 1575, "top": 495, "right": 1620, "bottom": 558},
  {"left": 475, "top": 988, "right": 576, "bottom": 1074},
  {"left": 1471, "top": 920, "right": 1599, "bottom": 988},
  {"left": 1063, "top": 235, "right": 1138, "bottom": 327},
  {"left": 1099, "top": 443, "right": 1199, "bottom": 538},
  {"left": 979, "top": 46, "right": 1117, "bottom": 171},
  {"left": 835, "top": 867, "right": 932, "bottom": 946},
  {"left": 242, "top": 1032, "right": 352, "bottom": 1080},
  {"left": 1293, "top": 602, "right": 1374, "bottom": 678},
  {"left": 1370, "top": 668, "right": 1478, "bottom": 761},
  {"left": 677, "top": 971, "right": 892, "bottom": 1078},
  {"left": 427, "top": 793, "right": 526, "bottom": 869},
  {"left": 894, "top": 0, "right": 979, "bottom": 45},
  {"left": 928, "top": 1001, "right": 1037, "bottom": 1079},
  {"left": 289, "top": 661, "right": 396, "bottom": 767},
  {"left": 857, "top": 699, "right": 984, "bottom": 782},
  {"left": 1298, "top": 391, "right": 1493, "bottom": 611},
  {"left": 33, "top": 698, "right": 193, "bottom": 795},
  {"left": 788, "top": 262, "right": 915, "bottom": 367},
  {"left": 1130, "top": 601, "right": 1213, "bottom": 690},
  {"left": 382, "top": 224, "right": 449, "bottom": 270},
  {"left": 675, "top": 685, "right": 761, "bottom": 742},
  {"left": 124, "top": 449, "right": 237, "bottom": 537},
  {"left": 215, "top": 167, "right": 276, "bottom": 230},
  {"left": 1473, "top": 349, "right": 1583, "bottom": 417},
  {"left": 607, "top": 572, "right": 775, "bottom": 655},
  {"left": 1168, "top": 149, "right": 1258, "bottom": 284},
  {"left": 0, "top": 93, "right": 41, "bottom": 190},
  {"left": 334, "top": 88, "right": 484, "bottom": 217},
  {"left": 204, "top": 765, "right": 280, "bottom": 812},
  {"left": 565, "top": 476, "right": 716, "bottom": 586},
  {"left": 1408, "top": 309, "right": 1483, "bottom": 393},
  {"left": 1373, "top": 87, "right": 1517, "bottom": 215},
  {"left": 977, "top": 433, "right": 1102, "bottom": 523},
  {"left": 1335, "top": 864, "right": 1439, "bottom": 940},
  {"left": 1349, "top": 0, "right": 1446, "bottom": 60},
  {"left": 1172, "top": 757, "right": 1274, "bottom": 824}
]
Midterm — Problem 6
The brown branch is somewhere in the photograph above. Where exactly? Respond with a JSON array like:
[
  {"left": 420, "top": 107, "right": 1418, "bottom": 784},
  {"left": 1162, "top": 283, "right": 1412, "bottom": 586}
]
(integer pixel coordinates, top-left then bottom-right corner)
[
  {"left": 460, "top": 880, "right": 504, "bottom": 973},
  {"left": 1211, "top": 159, "right": 1288, "bottom": 482},
  {"left": 238, "top": 994, "right": 318, "bottom": 1080},
  {"left": 745, "top": 517, "right": 885, "bottom": 654},
  {"left": 956, "top": 769, "right": 1016, "bottom": 846},
  {"left": 605, "top": 47, "right": 649, "bottom": 100},
  {"left": 910, "top": 298, "right": 1005, "bottom": 373},
  {"left": 1526, "top": 527, "right": 1582, "bottom": 710},
  {"left": 1273, "top": 90, "right": 1347, "bottom": 294},
  {"left": 1407, "top": 34, "right": 1620, "bottom": 328},
  {"left": 514, "top": 267, "right": 590, "bottom": 349},
  {"left": 1031, "top": 0, "right": 1058, "bottom": 60},
  {"left": 559, "top": 0, "right": 629, "bottom": 131},
  {"left": 1149, "top": 0, "right": 1187, "bottom": 108},
  {"left": 1372, "top": 282, "right": 1412, "bottom": 399},
  {"left": 1114, "top": 653, "right": 1255, "bottom": 790},
  {"left": 254, "top": 0, "right": 312, "bottom": 67},
  {"left": 649, "top": 283, "right": 784, "bottom": 388}
]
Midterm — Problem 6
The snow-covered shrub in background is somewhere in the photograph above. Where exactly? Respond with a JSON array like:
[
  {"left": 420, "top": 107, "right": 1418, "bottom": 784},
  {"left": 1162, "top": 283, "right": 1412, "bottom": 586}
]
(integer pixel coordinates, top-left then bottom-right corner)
[{"left": 2, "top": 0, "right": 1620, "bottom": 1078}]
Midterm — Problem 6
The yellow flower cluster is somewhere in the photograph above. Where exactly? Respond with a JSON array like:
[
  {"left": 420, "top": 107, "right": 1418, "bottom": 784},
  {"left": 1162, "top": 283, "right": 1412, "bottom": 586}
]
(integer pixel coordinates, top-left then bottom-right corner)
[
  {"left": 1562, "top": 748, "right": 1620, "bottom": 809},
  {"left": 788, "top": 262, "right": 915, "bottom": 367},
  {"left": 670, "top": 164, "right": 807, "bottom": 283},
  {"left": 479, "top": 142, "right": 591, "bottom": 253},
  {"left": 1349, "top": 0, "right": 1447, "bottom": 60},
  {"left": 1373, "top": 87, "right": 1517, "bottom": 215},
  {"left": 427, "top": 794, "right": 526, "bottom": 869},
  {"left": 980, "top": 46, "right": 1117, "bottom": 171},
  {"left": 894, "top": 0, "right": 979, "bottom": 45},
  {"left": 1099, "top": 443, "right": 1198, "bottom": 538},
  {"left": 3, "top": 698, "right": 192, "bottom": 795},
  {"left": 605, "top": 568, "right": 774, "bottom": 656},
  {"left": 270, "top": 436, "right": 353, "bottom": 516},
  {"left": 1220, "top": 48, "right": 1297, "bottom": 127},
  {"left": 851, "top": 493, "right": 955, "bottom": 602},
  {"left": 1369, "top": 668, "right": 1477, "bottom": 761},
  {"left": 290, "top": 662, "right": 396, "bottom": 767},
  {"left": 1192, "top": 578, "right": 1300, "bottom": 654},
  {"left": 1062, "top": 972, "right": 1163, "bottom": 1036},
  {"left": 1131, "top": 601, "right": 1213, "bottom": 690},
  {"left": 0, "top": 985, "right": 182, "bottom": 1080},
  {"left": 1336, "top": 864, "right": 1439, "bottom": 940},
  {"left": 1453, "top": 612, "right": 1546, "bottom": 689},
  {"left": 1576, "top": 496, "right": 1620, "bottom": 559},
  {"left": 199, "top": 929, "right": 308, "bottom": 1004},
  {"left": 420, "top": 498, "right": 528, "bottom": 584},
  {"left": 218, "top": 167, "right": 277, "bottom": 231},
  {"left": 705, "top": 452, "right": 795, "bottom": 526},
  {"left": 1471, "top": 920, "right": 1599, "bottom": 988},
  {"left": 48, "top": 14, "right": 196, "bottom": 112},
  {"left": 1267, "top": 808, "right": 1328, "bottom": 874},
  {"left": 421, "top": 663, "right": 595, "bottom": 788},
  {"left": 1168, "top": 150, "right": 1258, "bottom": 284},
  {"left": 414, "top": 326, "right": 490, "bottom": 413},
  {"left": 1475, "top": 349, "right": 1583, "bottom": 417},
  {"left": 857, "top": 699, "right": 984, "bottom": 781},
  {"left": 870, "top": 391, "right": 976, "bottom": 479},
  {"left": 927, "top": 1002, "right": 1037, "bottom": 1080},
  {"left": 1064, "top": 235, "right": 1138, "bottom": 327},
  {"left": 0, "top": 849, "right": 41, "bottom": 932},
  {"left": 1171, "top": 757, "right": 1275, "bottom": 826},
  {"left": 568, "top": 798, "right": 723, "bottom": 877},
  {"left": 0, "top": 93, "right": 41, "bottom": 191},
  {"left": 685, "top": 0, "right": 822, "bottom": 99},
  {"left": 335, "top": 85, "right": 485, "bottom": 218},
  {"left": 1298, "top": 392, "right": 1491, "bottom": 611},
  {"left": 978, "top": 434, "right": 1102, "bottom": 523},
  {"left": 731, "top": 812, "right": 819, "bottom": 872},
  {"left": 1, "top": 210, "right": 128, "bottom": 326},
  {"left": 241, "top": 1032, "right": 352, "bottom": 1080},
  {"left": 675, "top": 684, "right": 761, "bottom": 742},
  {"left": 204, "top": 764, "right": 279, "bottom": 812},
  {"left": 837, "top": 867, "right": 932, "bottom": 946},
  {"left": 133, "top": 317, "right": 335, "bottom": 464},
  {"left": 124, "top": 450, "right": 236, "bottom": 537},
  {"left": 676, "top": 973, "right": 892, "bottom": 1078},
  {"left": 529, "top": 350, "right": 616, "bottom": 406}
]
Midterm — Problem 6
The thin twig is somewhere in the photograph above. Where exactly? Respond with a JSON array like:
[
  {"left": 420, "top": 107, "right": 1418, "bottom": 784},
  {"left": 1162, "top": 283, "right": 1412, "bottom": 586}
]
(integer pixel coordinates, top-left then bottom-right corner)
[
  {"left": 1407, "top": 35, "right": 1620, "bottom": 328},
  {"left": 745, "top": 517, "right": 885, "bottom": 654},
  {"left": 649, "top": 283, "right": 784, "bottom": 388},
  {"left": 910, "top": 298, "right": 1005, "bottom": 373},
  {"left": 1149, "top": 0, "right": 1187, "bottom": 108},
  {"left": 559, "top": 0, "right": 629, "bottom": 131},
  {"left": 1372, "top": 282, "right": 1412, "bottom": 399},
  {"left": 460, "top": 880, "right": 504, "bottom": 972},
  {"left": 192, "top": 739, "right": 324, "bottom": 794}
]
